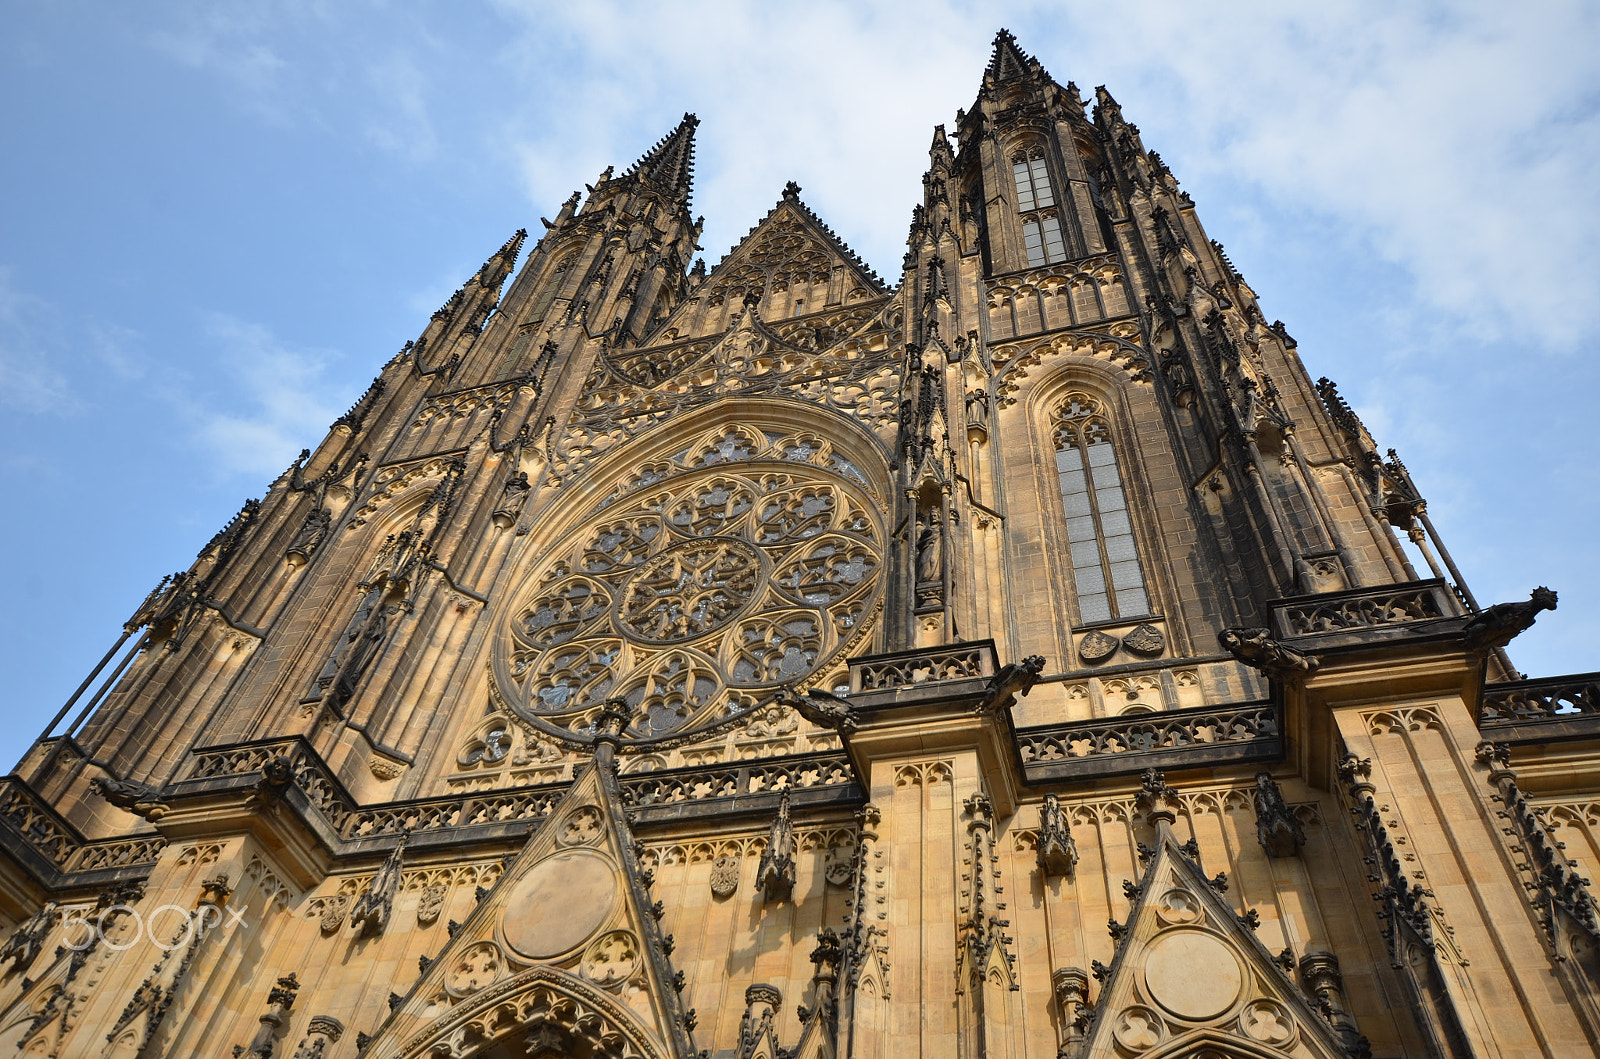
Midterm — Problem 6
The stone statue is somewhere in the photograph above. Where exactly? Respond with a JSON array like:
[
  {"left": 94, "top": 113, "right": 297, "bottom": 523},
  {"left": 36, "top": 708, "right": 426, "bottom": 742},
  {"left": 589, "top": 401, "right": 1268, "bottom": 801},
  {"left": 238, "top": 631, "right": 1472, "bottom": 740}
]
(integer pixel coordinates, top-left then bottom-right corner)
[
  {"left": 285, "top": 508, "right": 332, "bottom": 567},
  {"left": 915, "top": 512, "right": 944, "bottom": 585},
  {"left": 491, "top": 471, "right": 531, "bottom": 530}
]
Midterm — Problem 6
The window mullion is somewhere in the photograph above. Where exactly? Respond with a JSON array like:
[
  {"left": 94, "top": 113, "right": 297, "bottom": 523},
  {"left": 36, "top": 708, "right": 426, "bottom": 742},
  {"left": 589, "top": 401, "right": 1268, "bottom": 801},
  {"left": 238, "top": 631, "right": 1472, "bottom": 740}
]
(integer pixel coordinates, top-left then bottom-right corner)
[{"left": 1077, "top": 436, "right": 1120, "bottom": 621}]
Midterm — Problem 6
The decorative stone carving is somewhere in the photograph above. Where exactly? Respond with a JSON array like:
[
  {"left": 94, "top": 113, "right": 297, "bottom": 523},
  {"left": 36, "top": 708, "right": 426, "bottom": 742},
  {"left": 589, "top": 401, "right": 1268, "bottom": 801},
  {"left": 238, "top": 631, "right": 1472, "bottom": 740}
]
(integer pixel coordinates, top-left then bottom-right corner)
[
  {"left": 286, "top": 508, "right": 331, "bottom": 566},
  {"left": 349, "top": 834, "right": 406, "bottom": 938},
  {"left": 556, "top": 805, "right": 605, "bottom": 846},
  {"left": 618, "top": 538, "right": 763, "bottom": 643},
  {"left": 444, "top": 941, "right": 504, "bottom": 998},
  {"left": 87, "top": 776, "right": 170, "bottom": 821},
  {"left": 499, "top": 458, "right": 883, "bottom": 742},
  {"left": 415, "top": 884, "right": 446, "bottom": 927},
  {"left": 1036, "top": 793, "right": 1078, "bottom": 878},
  {"left": 709, "top": 855, "right": 741, "bottom": 898},
  {"left": 823, "top": 849, "right": 854, "bottom": 888},
  {"left": 236, "top": 974, "right": 299, "bottom": 1058},
  {"left": 1218, "top": 626, "right": 1318, "bottom": 678},
  {"left": 319, "top": 893, "right": 352, "bottom": 933},
  {"left": 0, "top": 901, "right": 56, "bottom": 973},
  {"left": 755, "top": 791, "right": 797, "bottom": 901},
  {"left": 1136, "top": 769, "right": 1182, "bottom": 827},
  {"left": 291, "top": 1015, "right": 344, "bottom": 1059},
  {"left": 1299, "top": 951, "right": 1365, "bottom": 1054},
  {"left": 1122, "top": 623, "right": 1165, "bottom": 656},
  {"left": 580, "top": 930, "right": 641, "bottom": 988},
  {"left": 1252, "top": 771, "right": 1305, "bottom": 857},
  {"left": 1078, "top": 629, "right": 1119, "bottom": 665},
  {"left": 491, "top": 471, "right": 531, "bottom": 530},
  {"left": 980, "top": 653, "right": 1046, "bottom": 713},
  {"left": 1464, "top": 586, "right": 1558, "bottom": 650}
]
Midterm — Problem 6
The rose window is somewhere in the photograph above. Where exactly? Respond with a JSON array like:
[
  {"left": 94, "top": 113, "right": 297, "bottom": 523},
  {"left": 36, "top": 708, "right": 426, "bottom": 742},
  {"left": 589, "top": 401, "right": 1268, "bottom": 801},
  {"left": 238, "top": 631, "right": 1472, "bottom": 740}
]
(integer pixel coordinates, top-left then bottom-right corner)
[{"left": 496, "top": 455, "right": 883, "bottom": 741}]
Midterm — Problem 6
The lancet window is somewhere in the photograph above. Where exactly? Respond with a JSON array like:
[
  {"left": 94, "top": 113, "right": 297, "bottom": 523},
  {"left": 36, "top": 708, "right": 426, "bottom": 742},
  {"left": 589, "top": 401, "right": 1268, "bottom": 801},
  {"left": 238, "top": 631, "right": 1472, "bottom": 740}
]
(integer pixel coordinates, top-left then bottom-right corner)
[
  {"left": 1053, "top": 392, "right": 1149, "bottom": 623},
  {"left": 494, "top": 324, "right": 537, "bottom": 381},
  {"left": 527, "top": 256, "right": 573, "bottom": 324},
  {"left": 1013, "top": 147, "right": 1067, "bottom": 267}
]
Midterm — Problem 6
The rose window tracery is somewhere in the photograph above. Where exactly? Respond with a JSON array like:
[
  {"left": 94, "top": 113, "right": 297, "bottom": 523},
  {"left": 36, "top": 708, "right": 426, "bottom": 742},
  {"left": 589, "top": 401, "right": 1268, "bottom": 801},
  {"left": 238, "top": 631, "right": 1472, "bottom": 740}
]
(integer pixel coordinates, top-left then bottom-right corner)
[{"left": 497, "top": 444, "right": 883, "bottom": 741}]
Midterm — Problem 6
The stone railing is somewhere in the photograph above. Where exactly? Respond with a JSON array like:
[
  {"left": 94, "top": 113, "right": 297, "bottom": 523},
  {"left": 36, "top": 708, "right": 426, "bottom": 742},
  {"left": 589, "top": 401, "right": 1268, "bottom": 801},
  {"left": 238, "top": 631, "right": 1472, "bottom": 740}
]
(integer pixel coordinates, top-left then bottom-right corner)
[
  {"left": 622, "top": 753, "right": 854, "bottom": 808},
  {"left": 0, "top": 777, "right": 166, "bottom": 882},
  {"left": 185, "top": 738, "right": 858, "bottom": 841},
  {"left": 1274, "top": 580, "right": 1453, "bottom": 638},
  {"left": 1017, "top": 701, "right": 1279, "bottom": 781},
  {"left": 1480, "top": 674, "right": 1600, "bottom": 726},
  {"left": 850, "top": 640, "right": 997, "bottom": 693}
]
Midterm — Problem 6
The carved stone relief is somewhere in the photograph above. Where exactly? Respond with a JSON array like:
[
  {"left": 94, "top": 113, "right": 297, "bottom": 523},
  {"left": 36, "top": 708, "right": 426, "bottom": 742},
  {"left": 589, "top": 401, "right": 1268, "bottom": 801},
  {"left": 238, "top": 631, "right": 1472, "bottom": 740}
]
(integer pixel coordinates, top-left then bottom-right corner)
[{"left": 496, "top": 453, "right": 884, "bottom": 741}]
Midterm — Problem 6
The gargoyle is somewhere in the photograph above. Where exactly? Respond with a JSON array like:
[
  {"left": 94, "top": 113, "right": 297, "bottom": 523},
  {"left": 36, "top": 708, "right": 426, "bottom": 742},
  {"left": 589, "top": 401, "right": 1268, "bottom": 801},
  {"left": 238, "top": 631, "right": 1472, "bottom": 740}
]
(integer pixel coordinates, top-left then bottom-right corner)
[
  {"left": 777, "top": 688, "right": 860, "bottom": 734},
  {"left": 87, "top": 776, "right": 170, "bottom": 821},
  {"left": 1464, "top": 587, "right": 1558, "bottom": 650},
  {"left": 247, "top": 756, "right": 296, "bottom": 809},
  {"left": 977, "top": 654, "right": 1047, "bottom": 714},
  {"left": 1219, "top": 627, "right": 1319, "bottom": 678}
]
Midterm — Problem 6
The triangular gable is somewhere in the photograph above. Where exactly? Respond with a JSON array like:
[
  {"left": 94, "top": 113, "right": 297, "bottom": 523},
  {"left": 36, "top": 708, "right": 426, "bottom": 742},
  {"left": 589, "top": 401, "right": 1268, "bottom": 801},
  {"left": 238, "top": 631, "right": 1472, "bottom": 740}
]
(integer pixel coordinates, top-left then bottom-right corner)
[
  {"left": 359, "top": 710, "right": 697, "bottom": 1059},
  {"left": 638, "top": 188, "right": 886, "bottom": 347},
  {"left": 1081, "top": 786, "right": 1350, "bottom": 1059}
]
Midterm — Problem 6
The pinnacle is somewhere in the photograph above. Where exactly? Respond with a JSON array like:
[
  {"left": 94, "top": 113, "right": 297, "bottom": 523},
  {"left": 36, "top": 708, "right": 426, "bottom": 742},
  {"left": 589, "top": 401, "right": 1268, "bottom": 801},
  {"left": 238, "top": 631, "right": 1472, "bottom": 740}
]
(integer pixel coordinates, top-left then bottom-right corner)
[
  {"left": 625, "top": 112, "right": 699, "bottom": 206},
  {"left": 986, "top": 27, "right": 1045, "bottom": 85}
]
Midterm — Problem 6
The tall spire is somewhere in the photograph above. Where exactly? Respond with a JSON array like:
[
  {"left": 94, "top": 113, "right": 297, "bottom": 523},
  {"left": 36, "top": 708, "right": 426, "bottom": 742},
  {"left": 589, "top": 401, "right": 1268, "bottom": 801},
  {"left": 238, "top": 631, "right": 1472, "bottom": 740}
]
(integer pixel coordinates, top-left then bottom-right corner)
[
  {"left": 625, "top": 112, "right": 699, "bottom": 205},
  {"left": 985, "top": 28, "right": 1047, "bottom": 86},
  {"left": 474, "top": 227, "right": 526, "bottom": 289}
]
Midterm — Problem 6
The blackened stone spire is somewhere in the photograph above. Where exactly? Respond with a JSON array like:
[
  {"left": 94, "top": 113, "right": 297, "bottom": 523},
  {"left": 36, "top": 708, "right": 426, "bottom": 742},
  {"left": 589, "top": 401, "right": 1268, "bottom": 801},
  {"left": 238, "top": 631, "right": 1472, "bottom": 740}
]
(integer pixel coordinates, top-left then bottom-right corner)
[
  {"left": 985, "top": 28, "right": 1048, "bottom": 86},
  {"left": 625, "top": 112, "right": 699, "bottom": 205}
]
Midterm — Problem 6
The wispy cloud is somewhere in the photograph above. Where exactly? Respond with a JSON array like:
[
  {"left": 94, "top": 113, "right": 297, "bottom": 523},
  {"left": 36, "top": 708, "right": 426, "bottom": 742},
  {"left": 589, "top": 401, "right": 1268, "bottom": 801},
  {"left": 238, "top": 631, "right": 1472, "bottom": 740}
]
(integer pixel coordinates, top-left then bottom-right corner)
[
  {"left": 0, "top": 268, "right": 77, "bottom": 415},
  {"left": 486, "top": 1, "right": 1599, "bottom": 350},
  {"left": 190, "top": 314, "right": 343, "bottom": 479}
]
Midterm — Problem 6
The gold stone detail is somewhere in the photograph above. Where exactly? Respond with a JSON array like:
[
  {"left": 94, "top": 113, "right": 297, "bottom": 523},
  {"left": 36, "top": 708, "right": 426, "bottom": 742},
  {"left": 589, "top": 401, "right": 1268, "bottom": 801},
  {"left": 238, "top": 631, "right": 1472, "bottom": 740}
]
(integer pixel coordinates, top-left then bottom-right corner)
[
  {"left": 1142, "top": 930, "right": 1242, "bottom": 1021},
  {"left": 502, "top": 851, "right": 617, "bottom": 959}
]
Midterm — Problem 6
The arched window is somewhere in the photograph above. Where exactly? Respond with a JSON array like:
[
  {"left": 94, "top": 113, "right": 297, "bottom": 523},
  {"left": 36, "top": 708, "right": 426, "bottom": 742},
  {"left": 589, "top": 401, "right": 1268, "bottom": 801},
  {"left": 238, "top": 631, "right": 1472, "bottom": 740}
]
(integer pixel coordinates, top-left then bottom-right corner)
[
  {"left": 493, "top": 324, "right": 537, "bottom": 381},
  {"left": 1012, "top": 148, "right": 1068, "bottom": 267},
  {"left": 527, "top": 255, "right": 573, "bottom": 324},
  {"left": 1053, "top": 392, "right": 1149, "bottom": 623}
]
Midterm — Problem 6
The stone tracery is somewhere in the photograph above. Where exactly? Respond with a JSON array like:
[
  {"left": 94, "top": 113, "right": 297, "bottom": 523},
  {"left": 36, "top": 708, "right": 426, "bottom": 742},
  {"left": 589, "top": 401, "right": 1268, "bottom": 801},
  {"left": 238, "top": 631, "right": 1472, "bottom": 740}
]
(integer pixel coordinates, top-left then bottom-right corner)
[{"left": 498, "top": 437, "right": 884, "bottom": 740}]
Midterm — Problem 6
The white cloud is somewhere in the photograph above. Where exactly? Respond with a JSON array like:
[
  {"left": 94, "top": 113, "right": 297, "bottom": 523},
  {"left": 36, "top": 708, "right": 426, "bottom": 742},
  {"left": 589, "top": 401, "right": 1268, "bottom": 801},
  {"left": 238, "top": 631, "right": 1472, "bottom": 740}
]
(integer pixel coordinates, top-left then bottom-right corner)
[
  {"left": 483, "top": 0, "right": 1599, "bottom": 348},
  {"left": 0, "top": 268, "right": 76, "bottom": 415},
  {"left": 191, "top": 315, "right": 343, "bottom": 479}
]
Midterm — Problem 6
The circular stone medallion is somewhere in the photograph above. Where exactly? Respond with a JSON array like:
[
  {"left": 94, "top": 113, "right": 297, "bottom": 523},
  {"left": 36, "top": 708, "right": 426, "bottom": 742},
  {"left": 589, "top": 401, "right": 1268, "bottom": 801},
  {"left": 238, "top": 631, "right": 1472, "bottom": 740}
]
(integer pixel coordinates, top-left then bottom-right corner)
[
  {"left": 1142, "top": 930, "right": 1244, "bottom": 1021},
  {"left": 615, "top": 537, "right": 762, "bottom": 644},
  {"left": 502, "top": 851, "right": 617, "bottom": 960}
]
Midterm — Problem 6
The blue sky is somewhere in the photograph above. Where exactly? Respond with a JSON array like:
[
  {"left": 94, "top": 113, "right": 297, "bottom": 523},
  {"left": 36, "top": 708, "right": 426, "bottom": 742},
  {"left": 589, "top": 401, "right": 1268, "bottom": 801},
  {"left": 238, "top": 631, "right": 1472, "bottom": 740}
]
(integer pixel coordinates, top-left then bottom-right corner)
[{"left": 3, "top": 2, "right": 1598, "bottom": 768}]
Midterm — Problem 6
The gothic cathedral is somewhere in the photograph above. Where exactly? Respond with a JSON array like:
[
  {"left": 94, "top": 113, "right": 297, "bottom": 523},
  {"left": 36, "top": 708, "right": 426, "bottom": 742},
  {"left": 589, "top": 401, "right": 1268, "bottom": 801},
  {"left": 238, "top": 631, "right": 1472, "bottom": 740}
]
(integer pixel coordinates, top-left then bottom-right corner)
[{"left": 2, "top": 31, "right": 1594, "bottom": 1059}]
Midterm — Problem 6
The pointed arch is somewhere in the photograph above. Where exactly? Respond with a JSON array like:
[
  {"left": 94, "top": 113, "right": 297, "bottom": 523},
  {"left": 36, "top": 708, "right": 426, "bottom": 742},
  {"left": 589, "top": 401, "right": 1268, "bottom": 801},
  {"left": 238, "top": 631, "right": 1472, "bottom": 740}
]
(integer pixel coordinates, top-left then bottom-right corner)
[{"left": 1050, "top": 389, "right": 1150, "bottom": 623}]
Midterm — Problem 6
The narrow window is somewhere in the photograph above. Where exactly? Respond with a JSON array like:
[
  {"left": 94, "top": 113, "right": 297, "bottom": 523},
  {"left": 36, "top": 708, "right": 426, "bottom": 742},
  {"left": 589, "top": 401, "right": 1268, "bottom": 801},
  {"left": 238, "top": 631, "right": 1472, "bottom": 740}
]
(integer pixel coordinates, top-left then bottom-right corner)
[
  {"left": 494, "top": 325, "right": 536, "bottom": 380},
  {"left": 1013, "top": 160, "right": 1037, "bottom": 212},
  {"left": 1053, "top": 392, "right": 1149, "bottom": 623},
  {"left": 1022, "top": 218, "right": 1045, "bottom": 267},
  {"left": 1041, "top": 214, "right": 1066, "bottom": 262},
  {"left": 527, "top": 257, "right": 572, "bottom": 324},
  {"left": 1012, "top": 147, "right": 1068, "bottom": 266}
]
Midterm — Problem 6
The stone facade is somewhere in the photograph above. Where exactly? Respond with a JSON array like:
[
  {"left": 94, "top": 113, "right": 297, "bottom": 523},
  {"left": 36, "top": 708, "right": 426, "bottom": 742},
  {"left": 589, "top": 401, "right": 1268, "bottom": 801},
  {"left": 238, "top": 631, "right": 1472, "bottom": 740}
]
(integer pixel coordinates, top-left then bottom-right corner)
[{"left": 0, "top": 29, "right": 1595, "bottom": 1059}]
